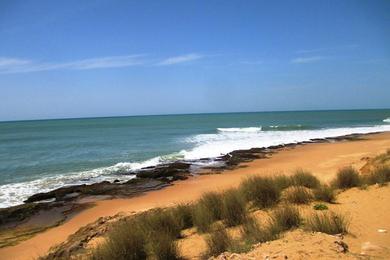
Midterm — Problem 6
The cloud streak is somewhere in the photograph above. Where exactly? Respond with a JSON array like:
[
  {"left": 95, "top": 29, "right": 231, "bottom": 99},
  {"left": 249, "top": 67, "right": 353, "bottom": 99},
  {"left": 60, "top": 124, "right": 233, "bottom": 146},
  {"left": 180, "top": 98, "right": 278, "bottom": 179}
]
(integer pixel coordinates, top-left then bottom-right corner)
[
  {"left": 157, "top": 53, "right": 203, "bottom": 66},
  {"left": 0, "top": 53, "right": 205, "bottom": 73},
  {"left": 291, "top": 56, "right": 325, "bottom": 64},
  {"left": 0, "top": 55, "right": 145, "bottom": 74}
]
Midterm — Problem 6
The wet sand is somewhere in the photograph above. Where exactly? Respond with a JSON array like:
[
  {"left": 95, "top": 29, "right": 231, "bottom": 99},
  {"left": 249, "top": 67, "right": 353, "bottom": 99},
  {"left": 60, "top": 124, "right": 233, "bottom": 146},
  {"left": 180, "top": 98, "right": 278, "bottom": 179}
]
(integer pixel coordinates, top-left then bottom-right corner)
[{"left": 1, "top": 132, "right": 390, "bottom": 259}]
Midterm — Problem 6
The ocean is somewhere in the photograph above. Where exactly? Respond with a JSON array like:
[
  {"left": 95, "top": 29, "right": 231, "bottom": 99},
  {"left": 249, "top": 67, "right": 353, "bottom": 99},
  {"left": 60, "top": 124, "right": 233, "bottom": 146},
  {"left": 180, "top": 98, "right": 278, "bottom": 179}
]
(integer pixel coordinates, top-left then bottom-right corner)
[{"left": 1, "top": 109, "right": 390, "bottom": 208}]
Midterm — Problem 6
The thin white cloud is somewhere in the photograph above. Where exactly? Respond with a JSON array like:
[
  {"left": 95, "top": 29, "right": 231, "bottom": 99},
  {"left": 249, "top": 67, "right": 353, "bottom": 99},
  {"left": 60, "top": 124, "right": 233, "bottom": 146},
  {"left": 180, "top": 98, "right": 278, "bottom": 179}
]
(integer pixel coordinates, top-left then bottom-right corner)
[
  {"left": 157, "top": 53, "right": 203, "bottom": 66},
  {"left": 0, "top": 55, "right": 145, "bottom": 74},
  {"left": 0, "top": 57, "right": 31, "bottom": 67},
  {"left": 291, "top": 56, "right": 325, "bottom": 64},
  {"left": 296, "top": 44, "right": 358, "bottom": 54}
]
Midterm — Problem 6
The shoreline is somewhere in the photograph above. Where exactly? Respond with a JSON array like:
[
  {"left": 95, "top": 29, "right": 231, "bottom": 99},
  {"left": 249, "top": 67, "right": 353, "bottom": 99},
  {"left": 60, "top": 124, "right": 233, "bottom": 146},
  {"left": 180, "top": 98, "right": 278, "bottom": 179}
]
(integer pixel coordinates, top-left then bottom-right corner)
[{"left": 0, "top": 131, "right": 390, "bottom": 259}]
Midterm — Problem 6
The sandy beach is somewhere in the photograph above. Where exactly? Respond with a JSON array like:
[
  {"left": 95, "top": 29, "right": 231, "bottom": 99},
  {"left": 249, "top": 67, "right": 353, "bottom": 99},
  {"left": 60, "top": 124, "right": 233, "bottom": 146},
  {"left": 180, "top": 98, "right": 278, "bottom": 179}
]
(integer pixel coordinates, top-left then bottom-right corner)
[{"left": 1, "top": 132, "right": 390, "bottom": 259}]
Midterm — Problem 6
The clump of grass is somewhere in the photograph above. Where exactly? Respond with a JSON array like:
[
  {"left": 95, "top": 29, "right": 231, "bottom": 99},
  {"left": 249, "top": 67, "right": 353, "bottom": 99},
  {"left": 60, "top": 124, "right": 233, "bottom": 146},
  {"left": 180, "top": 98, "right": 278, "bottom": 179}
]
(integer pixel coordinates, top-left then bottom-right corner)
[
  {"left": 285, "top": 186, "right": 313, "bottom": 204},
  {"left": 221, "top": 189, "right": 247, "bottom": 227},
  {"left": 364, "top": 166, "right": 390, "bottom": 186},
  {"left": 205, "top": 225, "right": 235, "bottom": 257},
  {"left": 141, "top": 208, "right": 182, "bottom": 239},
  {"left": 306, "top": 211, "right": 349, "bottom": 234},
  {"left": 91, "top": 219, "right": 147, "bottom": 260},
  {"left": 313, "top": 203, "right": 328, "bottom": 210},
  {"left": 147, "top": 232, "right": 179, "bottom": 260},
  {"left": 192, "top": 191, "right": 224, "bottom": 232},
  {"left": 332, "top": 166, "right": 361, "bottom": 189},
  {"left": 290, "top": 169, "right": 320, "bottom": 189},
  {"left": 272, "top": 174, "right": 293, "bottom": 190},
  {"left": 241, "top": 216, "right": 278, "bottom": 243},
  {"left": 240, "top": 176, "right": 281, "bottom": 208},
  {"left": 171, "top": 203, "right": 193, "bottom": 229},
  {"left": 270, "top": 205, "right": 301, "bottom": 232},
  {"left": 314, "top": 184, "right": 336, "bottom": 203}
]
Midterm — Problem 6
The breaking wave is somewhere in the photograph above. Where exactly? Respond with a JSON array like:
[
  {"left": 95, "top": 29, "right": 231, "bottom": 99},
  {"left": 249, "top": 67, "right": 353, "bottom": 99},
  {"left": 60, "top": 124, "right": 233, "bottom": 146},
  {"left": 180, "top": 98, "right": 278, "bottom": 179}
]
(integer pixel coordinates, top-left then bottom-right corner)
[{"left": 384, "top": 118, "right": 390, "bottom": 123}]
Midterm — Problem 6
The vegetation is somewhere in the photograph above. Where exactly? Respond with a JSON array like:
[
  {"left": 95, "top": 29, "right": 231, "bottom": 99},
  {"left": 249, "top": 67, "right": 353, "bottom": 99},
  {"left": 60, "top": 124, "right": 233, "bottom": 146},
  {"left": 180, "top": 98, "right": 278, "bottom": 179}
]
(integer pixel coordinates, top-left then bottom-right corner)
[
  {"left": 314, "top": 184, "right": 336, "bottom": 203},
  {"left": 306, "top": 211, "right": 349, "bottom": 234},
  {"left": 285, "top": 186, "right": 313, "bottom": 204},
  {"left": 290, "top": 169, "right": 320, "bottom": 189},
  {"left": 91, "top": 155, "right": 390, "bottom": 259},
  {"left": 205, "top": 226, "right": 235, "bottom": 257},
  {"left": 221, "top": 189, "right": 247, "bottom": 226},
  {"left": 240, "top": 176, "right": 281, "bottom": 208},
  {"left": 313, "top": 203, "right": 328, "bottom": 210},
  {"left": 240, "top": 216, "right": 278, "bottom": 243},
  {"left": 332, "top": 166, "right": 361, "bottom": 189},
  {"left": 270, "top": 205, "right": 301, "bottom": 232}
]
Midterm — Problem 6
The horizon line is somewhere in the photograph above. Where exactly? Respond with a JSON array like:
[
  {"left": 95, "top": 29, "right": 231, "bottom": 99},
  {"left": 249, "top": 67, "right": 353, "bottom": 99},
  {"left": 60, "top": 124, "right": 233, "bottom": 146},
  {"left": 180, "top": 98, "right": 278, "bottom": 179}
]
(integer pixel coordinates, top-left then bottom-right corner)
[{"left": 1, "top": 107, "right": 390, "bottom": 124}]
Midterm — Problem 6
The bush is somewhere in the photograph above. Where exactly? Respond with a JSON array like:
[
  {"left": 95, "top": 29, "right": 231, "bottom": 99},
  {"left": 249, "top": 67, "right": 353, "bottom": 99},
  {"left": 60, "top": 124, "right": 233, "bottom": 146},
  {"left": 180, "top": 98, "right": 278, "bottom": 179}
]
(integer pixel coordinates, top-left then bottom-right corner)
[
  {"left": 332, "top": 166, "right": 361, "bottom": 189},
  {"left": 198, "top": 191, "right": 224, "bottom": 220},
  {"left": 221, "top": 189, "right": 247, "bottom": 226},
  {"left": 285, "top": 186, "right": 313, "bottom": 204},
  {"left": 205, "top": 226, "right": 235, "bottom": 257},
  {"left": 240, "top": 216, "right": 278, "bottom": 243},
  {"left": 313, "top": 203, "right": 328, "bottom": 210},
  {"left": 240, "top": 176, "right": 281, "bottom": 208},
  {"left": 306, "top": 211, "right": 349, "bottom": 234},
  {"left": 290, "top": 169, "right": 320, "bottom": 189},
  {"left": 91, "top": 219, "right": 147, "bottom": 260},
  {"left": 314, "top": 184, "right": 336, "bottom": 203},
  {"left": 364, "top": 166, "right": 390, "bottom": 185},
  {"left": 270, "top": 205, "right": 301, "bottom": 232}
]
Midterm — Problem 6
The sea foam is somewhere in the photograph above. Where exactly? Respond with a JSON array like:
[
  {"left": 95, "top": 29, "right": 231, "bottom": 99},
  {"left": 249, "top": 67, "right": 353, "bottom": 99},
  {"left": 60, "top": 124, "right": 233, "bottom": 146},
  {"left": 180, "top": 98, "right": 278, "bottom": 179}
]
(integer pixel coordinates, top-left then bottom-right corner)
[{"left": 384, "top": 118, "right": 390, "bottom": 123}]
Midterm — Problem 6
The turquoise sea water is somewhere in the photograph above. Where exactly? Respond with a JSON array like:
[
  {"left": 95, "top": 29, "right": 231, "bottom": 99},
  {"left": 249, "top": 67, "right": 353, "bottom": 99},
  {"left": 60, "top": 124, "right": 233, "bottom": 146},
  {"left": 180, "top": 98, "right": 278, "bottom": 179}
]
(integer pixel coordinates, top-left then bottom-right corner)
[{"left": 1, "top": 109, "right": 390, "bottom": 208}]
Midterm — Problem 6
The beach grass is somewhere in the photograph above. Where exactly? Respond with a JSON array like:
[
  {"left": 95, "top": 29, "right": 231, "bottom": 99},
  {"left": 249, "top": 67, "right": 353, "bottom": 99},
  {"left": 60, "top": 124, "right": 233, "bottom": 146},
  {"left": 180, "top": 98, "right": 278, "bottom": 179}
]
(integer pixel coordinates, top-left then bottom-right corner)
[
  {"left": 240, "top": 216, "right": 278, "bottom": 243},
  {"left": 313, "top": 184, "right": 336, "bottom": 203},
  {"left": 306, "top": 211, "right": 349, "bottom": 234},
  {"left": 364, "top": 166, "right": 390, "bottom": 186},
  {"left": 332, "top": 166, "right": 361, "bottom": 189},
  {"left": 240, "top": 176, "right": 281, "bottom": 208},
  {"left": 221, "top": 189, "right": 247, "bottom": 227},
  {"left": 284, "top": 186, "right": 313, "bottom": 204},
  {"left": 205, "top": 225, "right": 235, "bottom": 257},
  {"left": 270, "top": 205, "right": 301, "bottom": 232},
  {"left": 290, "top": 169, "right": 320, "bottom": 189}
]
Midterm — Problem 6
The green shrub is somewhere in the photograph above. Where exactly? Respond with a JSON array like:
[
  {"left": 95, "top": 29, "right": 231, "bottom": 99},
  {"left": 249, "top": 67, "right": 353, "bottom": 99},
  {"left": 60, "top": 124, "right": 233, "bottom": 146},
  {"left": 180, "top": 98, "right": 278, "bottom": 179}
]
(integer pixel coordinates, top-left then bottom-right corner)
[
  {"left": 240, "top": 216, "right": 278, "bottom": 243},
  {"left": 314, "top": 184, "right": 336, "bottom": 203},
  {"left": 205, "top": 226, "right": 234, "bottom": 257},
  {"left": 290, "top": 169, "right": 320, "bottom": 189},
  {"left": 270, "top": 205, "right": 301, "bottom": 232},
  {"left": 306, "top": 211, "right": 349, "bottom": 234},
  {"left": 313, "top": 203, "right": 328, "bottom": 210},
  {"left": 221, "top": 189, "right": 247, "bottom": 226},
  {"left": 332, "top": 166, "right": 361, "bottom": 189},
  {"left": 91, "top": 219, "right": 147, "bottom": 260},
  {"left": 285, "top": 186, "right": 313, "bottom": 204},
  {"left": 240, "top": 176, "right": 281, "bottom": 208}
]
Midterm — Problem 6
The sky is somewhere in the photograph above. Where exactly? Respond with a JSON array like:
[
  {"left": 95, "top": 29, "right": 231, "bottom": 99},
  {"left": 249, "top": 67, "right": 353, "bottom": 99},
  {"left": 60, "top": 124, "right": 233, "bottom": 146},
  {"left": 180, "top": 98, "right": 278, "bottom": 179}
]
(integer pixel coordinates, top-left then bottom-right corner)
[{"left": 0, "top": 0, "right": 389, "bottom": 121}]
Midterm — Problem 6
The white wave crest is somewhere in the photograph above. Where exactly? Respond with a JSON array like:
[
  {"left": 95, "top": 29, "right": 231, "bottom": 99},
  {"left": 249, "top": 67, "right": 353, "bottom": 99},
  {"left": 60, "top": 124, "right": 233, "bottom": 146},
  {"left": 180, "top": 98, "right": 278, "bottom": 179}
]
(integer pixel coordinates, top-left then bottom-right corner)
[
  {"left": 384, "top": 118, "right": 390, "bottom": 123},
  {"left": 0, "top": 157, "right": 162, "bottom": 208},
  {"left": 217, "top": 127, "right": 262, "bottom": 133},
  {"left": 182, "top": 125, "right": 390, "bottom": 160}
]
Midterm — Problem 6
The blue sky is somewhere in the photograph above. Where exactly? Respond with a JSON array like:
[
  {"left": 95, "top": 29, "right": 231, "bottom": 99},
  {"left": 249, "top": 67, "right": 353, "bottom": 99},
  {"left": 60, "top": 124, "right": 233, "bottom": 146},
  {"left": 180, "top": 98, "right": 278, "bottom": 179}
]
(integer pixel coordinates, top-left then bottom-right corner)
[{"left": 0, "top": 0, "right": 389, "bottom": 121}]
